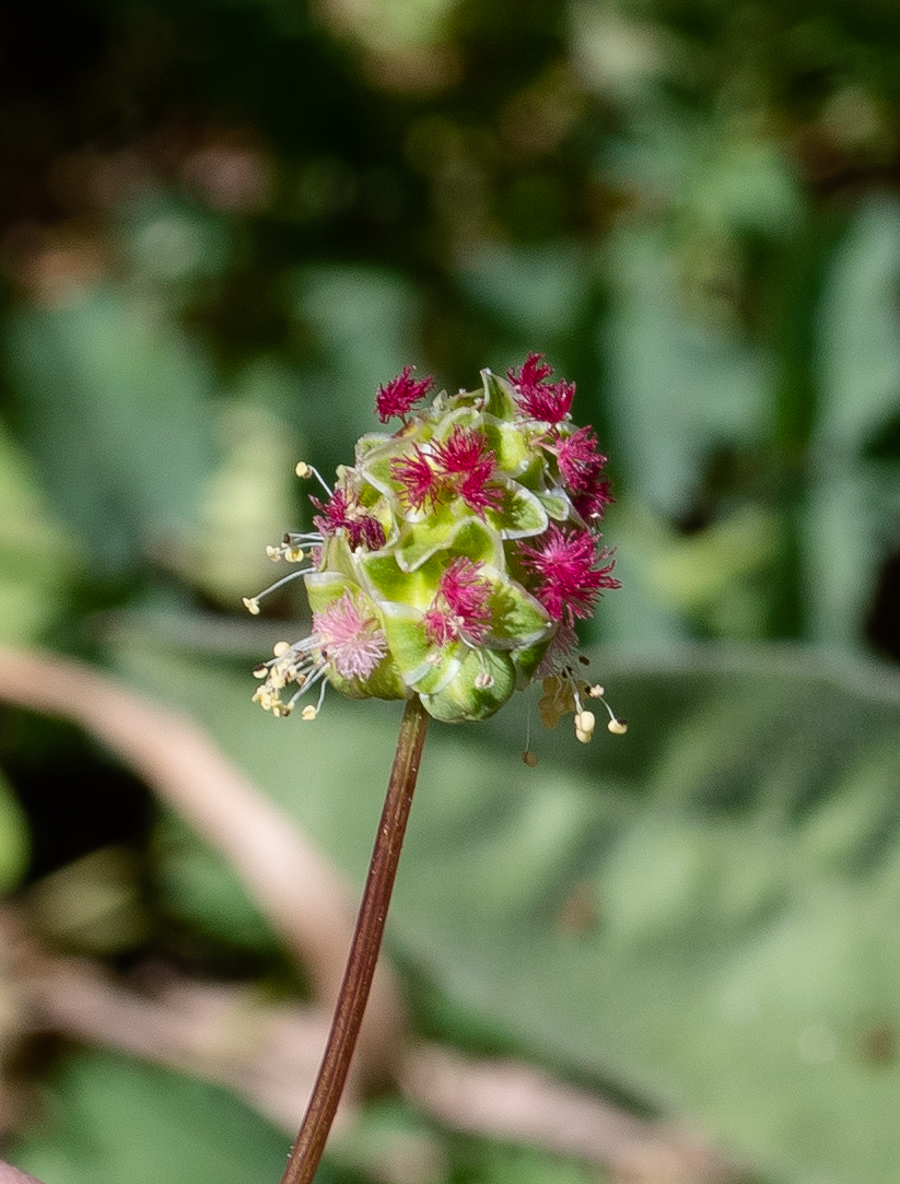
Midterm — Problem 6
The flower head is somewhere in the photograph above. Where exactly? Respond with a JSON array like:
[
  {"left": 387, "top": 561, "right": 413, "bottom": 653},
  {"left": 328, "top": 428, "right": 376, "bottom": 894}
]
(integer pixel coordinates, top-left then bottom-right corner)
[{"left": 245, "top": 356, "right": 622, "bottom": 738}]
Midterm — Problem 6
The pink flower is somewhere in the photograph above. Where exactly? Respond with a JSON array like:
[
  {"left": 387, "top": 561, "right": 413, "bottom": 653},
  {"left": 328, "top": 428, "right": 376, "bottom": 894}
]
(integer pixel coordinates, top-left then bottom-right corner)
[
  {"left": 312, "top": 488, "right": 386, "bottom": 551},
  {"left": 393, "top": 426, "right": 501, "bottom": 518},
  {"left": 555, "top": 426, "right": 613, "bottom": 522},
  {"left": 508, "top": 353, "right": 575, "bottom": 424},
  {"left": 432, "top": 426, "right": 502, "bottom": 517},
  {"left": 391, "top": 445, "right": 440, "bottom": 512},
  {"left": 422, "top": 557, "right": 492, "bottom": 646},
  {"left": 517, "top": 523, "right": 619, "bottom": 625},
  {"left": 313, "top": 590, "right": 388, "bottom": 680},
  {"left": 421, "top": 608, "right": 457, "bottom": 647},
  {"left": 376, "top": 367, "right": 435, "bottom": 424}
]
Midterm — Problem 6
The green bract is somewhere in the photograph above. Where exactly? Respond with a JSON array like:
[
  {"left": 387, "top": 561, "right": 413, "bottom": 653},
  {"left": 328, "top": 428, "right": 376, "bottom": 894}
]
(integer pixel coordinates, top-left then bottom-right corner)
[{"left": 247, "top": 359, "right": 619, "bottom": 731}]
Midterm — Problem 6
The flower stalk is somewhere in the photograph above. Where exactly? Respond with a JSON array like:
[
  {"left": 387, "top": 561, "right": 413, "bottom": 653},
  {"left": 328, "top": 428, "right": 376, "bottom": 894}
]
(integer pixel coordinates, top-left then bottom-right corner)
[{"left": 279, "top": 695, "right": 429, "bottom": 1184}]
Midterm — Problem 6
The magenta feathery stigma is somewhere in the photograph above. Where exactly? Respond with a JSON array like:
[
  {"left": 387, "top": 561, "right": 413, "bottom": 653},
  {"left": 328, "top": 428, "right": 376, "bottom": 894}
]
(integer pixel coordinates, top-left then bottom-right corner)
[{"left": 245, "top": 355, "right": 626, "bottom": 742}]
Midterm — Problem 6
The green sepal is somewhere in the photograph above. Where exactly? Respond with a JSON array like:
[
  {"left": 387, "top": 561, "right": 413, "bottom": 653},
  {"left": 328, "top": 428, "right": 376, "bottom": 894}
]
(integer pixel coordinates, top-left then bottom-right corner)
[
  {"left": 481, "top": 416, "right": 533, "bottom": 476},
  {"left": 420, "top": 646, "right": 516, "bottom": 723},
  {"left": 511, "top": 635, "right": 555, "bottom": 687},
  {"left": 394, "top": 508, "right": 502, "bottom": 573},
  {"left": 488, "top": 481, "right": 548, "bottom": 540},
  {"left": 355, "top": 435, "right": 407, "bottom": 497},
  {"left": 357, "top": 551, "right": 444, "bottom": 611},
  {"left": 378, "top": 602, "right": 463, "bottom": 694},
  {"left": 431, "top": 403, "right": 482, "bottom": 440},
  {"left": 481, "top": 568, "right": 554, "bottom": 649},
  {"left": 320, "top": 533, "right": 359, "bottom": 582},
  {"left": 536, "top": 489, "right": 571, "bottom": 521},
  {"left": 480, "top": 369, "right": 517, "bottom": 420}
]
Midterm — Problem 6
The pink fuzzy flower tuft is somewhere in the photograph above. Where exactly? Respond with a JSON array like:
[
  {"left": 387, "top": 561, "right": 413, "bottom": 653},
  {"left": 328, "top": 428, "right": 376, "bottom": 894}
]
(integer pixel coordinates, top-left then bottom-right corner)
[
  {"left": 376, "top": 367, "right": 435, "bottom": 424},
  {"left": 391, "top": 445, "right": 440, "bottom": 512},
  {"left": 518, "top": 523, "right": 619, "bottom": 625},
  {"left": 313, "top": 488, "right": 386, "bottom": 551},
  {"left": 313, "top": 590, "right": 388, "bottom": 680},
  {"left": 393, "top": 427, "right": 501, "bottom": 518},
  {"left": 508, "top": 353, "right": 575, "bottom": 424},
  {"left": 423, "top": 557, "right": 492, "bottom": 646},
  {"left": 432, "top": 426, "right": 502, "bottom": 517},
  {"left": 555, "top": 426, "right": 613, "bottom": 522}
]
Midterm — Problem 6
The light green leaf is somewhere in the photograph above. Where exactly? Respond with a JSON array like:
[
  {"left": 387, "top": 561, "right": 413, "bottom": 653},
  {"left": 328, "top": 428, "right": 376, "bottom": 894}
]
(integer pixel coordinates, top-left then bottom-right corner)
[{"left": 115, "top": 638, "right": 900, "bottom": 1184}]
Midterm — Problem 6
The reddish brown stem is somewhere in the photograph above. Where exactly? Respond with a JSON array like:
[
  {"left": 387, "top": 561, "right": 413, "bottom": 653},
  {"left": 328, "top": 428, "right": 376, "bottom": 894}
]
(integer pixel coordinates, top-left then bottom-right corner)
[{"left": 279, "top": 695, "right": 429, "bottom": 1184}]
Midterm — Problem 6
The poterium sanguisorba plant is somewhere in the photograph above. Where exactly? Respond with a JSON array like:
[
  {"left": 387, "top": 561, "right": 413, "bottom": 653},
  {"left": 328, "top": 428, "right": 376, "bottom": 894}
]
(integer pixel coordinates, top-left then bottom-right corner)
[{"left": 244, "top": 355, "right": 625, "bottom": 1184}]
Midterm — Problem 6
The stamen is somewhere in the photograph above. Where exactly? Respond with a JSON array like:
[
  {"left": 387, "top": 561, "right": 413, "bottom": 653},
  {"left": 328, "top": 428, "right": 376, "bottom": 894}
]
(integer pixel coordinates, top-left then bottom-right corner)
[
  {"left": 304, "top": 680, "right": 328, "bottom": 716},
  {"left": 586, "top": 684, "right": 626, "bottom": 734},
  {"left": 574, "top": 709, "right": 596, "bottom": 743},
  {"left": 245, "top": 565, "right": 316, "bottom": 609},
  {"left": 295, "top": 461, "right": 333, "bottom": 497}
]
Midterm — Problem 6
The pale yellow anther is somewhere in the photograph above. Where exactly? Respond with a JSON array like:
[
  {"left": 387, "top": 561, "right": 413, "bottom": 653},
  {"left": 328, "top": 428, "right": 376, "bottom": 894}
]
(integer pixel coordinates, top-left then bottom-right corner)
[
  {"left": 273, "top": 641, "right": 290, "bottom": 657},
  {"left": 252, "top": 665, "right": 268, "bottom": 679},
  {"left": 588, "top": 685, "right": 605, "bottom": 698},
  {"left": 301, "top": 705, "right": 318, "bottom": 720},
  {"left": 252, "top": 686, "right": 278, "bottom": 710},
  {"left": 266, "top": 545, "right": 281, "bottom": 561},
  {"left": 242, "top": 596, "right": 261, "bottom": 615},
  {"left": 574, "top": 710, "right": 596, "bottom": 737},
  {"left": 474, "top": 671, "right": 495, "bottom": 689},
  {"left": 286, "top": 547, "right": 305, "bottom": 562},
  {"left": 295, "top": 461, "right": 312, "bottom": 478},
  {"left": 608, "top": 718, "right": 628, "bottom": 735}
]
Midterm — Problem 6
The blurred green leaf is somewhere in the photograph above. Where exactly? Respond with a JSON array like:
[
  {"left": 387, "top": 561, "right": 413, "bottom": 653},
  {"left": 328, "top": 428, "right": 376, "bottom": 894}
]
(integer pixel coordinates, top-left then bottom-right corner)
[
  {"left": 3, "top": 287, "right": 216, "bottom": 574},
  {"left": 153, "top": 811, "right": 281, "bottom": 956},
  {"left": 0, "top": 418, "right": 81, "bottom": 645},
  {"left": 12, "top": 1051, "right": 289, "bottom": 1184},
  {"left": 805, "top": 198, "right": 900, "bottom": 647},
  {"left": 602, "top": 225, "right": 769, "bottom": 513},
  {"left": 116, "top": 636, "right": 900, "bottom": 1184}
]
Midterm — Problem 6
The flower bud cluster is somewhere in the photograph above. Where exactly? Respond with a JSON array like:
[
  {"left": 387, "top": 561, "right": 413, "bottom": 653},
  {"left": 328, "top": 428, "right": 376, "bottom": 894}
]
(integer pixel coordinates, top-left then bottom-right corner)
[{"left": 246, "top": 356, "right": 623, "bottom": 737}]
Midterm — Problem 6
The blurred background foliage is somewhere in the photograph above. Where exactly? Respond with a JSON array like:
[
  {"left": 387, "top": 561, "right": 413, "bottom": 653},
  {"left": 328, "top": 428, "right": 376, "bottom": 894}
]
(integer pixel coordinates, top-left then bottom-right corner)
[{"left": 1, "top": 0, "right": 900, "bottom": 1182}]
